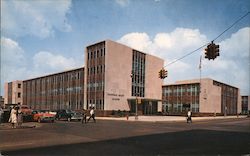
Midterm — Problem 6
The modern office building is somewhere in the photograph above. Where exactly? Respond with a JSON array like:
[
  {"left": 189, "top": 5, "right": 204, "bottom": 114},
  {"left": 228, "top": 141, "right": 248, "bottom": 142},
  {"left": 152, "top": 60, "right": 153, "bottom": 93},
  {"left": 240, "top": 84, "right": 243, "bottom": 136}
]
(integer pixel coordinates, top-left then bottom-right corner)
[
  {"left": 241, "top": 95, "right": 249, "bottom": 114},
  {"left": 22, "top": 67, "right": 84, "bottom": 111},
  {"left": 85, "top": 40, "right": 164, "bottom": 115},
  {"left": 4, "top": 80, "right": 23, "bottom": 106},
  {"left": 162, "top": 78, "right": 241, "bottom": 115},
  {"left": 4, "top": 40, "right": 164, "bottom": 115},
  {"left": 6, "top": 40, "right": 243, "bottom": 116}
]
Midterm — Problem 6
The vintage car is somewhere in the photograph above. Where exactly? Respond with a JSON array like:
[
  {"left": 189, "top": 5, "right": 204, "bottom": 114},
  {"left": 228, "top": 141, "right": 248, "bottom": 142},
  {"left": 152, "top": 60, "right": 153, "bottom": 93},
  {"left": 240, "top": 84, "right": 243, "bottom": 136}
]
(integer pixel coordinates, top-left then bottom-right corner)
[
  {"left": 20, "top": 105, "right": 33, "bottom": 116},
  {"left": 55, "top": 109, "right": 82, "bottom": 121},
  {"left": 33, "top": 110, "right": 55, "bottom": 123}
]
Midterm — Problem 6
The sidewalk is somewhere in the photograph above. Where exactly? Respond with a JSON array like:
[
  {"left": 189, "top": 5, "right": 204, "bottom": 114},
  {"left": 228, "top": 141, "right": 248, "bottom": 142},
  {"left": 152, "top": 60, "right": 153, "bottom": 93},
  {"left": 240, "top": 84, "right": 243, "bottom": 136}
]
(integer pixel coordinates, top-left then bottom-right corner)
[
  {"left": 0, "top": 122, "right": 39, "bottom": 130},
  {"left": 96, "top": 115, "right": 248, "bottom": 122}
]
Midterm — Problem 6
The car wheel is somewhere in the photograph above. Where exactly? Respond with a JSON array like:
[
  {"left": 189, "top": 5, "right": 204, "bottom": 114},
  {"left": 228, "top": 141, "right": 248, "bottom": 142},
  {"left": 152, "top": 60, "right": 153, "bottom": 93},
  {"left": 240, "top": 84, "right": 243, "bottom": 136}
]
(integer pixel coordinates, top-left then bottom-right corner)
[{"left": 51, "top": 120, "right": 54, "bottom": 123}]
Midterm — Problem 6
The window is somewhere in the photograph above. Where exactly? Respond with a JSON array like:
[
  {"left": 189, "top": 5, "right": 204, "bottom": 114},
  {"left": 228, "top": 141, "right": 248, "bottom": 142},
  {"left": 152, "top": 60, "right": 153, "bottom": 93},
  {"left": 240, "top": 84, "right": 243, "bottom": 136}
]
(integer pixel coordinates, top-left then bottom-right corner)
[
  {"left": 18, "top": 92, "right": 21, "bottom": 98},
  {"left": 18, "top": 83, "right": 21, "bottom": 88}
]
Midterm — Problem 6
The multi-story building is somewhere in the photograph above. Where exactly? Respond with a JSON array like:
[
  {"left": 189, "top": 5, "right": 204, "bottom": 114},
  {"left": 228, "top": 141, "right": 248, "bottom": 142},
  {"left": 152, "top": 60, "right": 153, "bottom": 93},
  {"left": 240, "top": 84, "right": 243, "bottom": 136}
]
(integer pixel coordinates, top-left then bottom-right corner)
[
  {"left": 5, "top": 40, "right": 163, "bottom": 115},
  {"left": 4, "top": 80, "right": 23, "bottom": 106},
  {"left": 85, "top": 40, "right": 164, "bottom": 115},
  {"left": 6, "top": 40, "right": 244, "bottom": 116},
  {"left": 241, "top": 95, "right": 249, "bottom": 114},
  {"left": 162, "top": 78, "right": 241, "bottom": 115},
  {"left": 22, "top": 67, "right": 84, "bottom": 111}
]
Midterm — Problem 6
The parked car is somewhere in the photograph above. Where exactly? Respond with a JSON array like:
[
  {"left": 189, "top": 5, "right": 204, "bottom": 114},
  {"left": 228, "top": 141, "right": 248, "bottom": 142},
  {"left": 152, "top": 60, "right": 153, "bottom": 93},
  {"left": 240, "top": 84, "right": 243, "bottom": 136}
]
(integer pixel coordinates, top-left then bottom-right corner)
[
  {"left": 20, "top": 105, "right": 33, "bottom": 116},
  {"left": 70, "top": 112, "right": 83, "bottom": 121},
  {"left": 33, "top": 110, "right": 55, "bottom": 123},
  {"left": 55, "top": 110, "right": 82, "bottom": 121}
]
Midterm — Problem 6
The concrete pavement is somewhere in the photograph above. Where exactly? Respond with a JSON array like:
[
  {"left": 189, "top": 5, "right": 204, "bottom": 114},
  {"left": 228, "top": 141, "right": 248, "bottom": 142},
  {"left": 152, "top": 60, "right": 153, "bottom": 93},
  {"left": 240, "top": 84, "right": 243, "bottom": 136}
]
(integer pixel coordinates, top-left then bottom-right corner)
[
  {"left": 0, "top": 115, "right": 247, "bottom": 130},
  {"left": 0, "top": 122, "right": 39, "bottom": 130},
  {"left": 96, "top": 115, "right": 248, "bottom": 122}
]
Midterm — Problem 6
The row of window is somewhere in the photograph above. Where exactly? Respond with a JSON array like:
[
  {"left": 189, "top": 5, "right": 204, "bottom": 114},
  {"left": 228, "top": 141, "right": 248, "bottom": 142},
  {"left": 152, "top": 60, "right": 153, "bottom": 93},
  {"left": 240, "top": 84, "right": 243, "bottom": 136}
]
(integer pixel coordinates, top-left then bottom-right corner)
[
  {"left": 87, "top": 82, "right": 105, "bottom": 91},
  {"left": 25, "top": 86, "right": 83, "bottom": 96},
  {"left": 163, "top": 85, "right": 200, "bottom": 94},
  {"left": 131, "top": 50, "right": 146, "bottom": 97},
  {"left": 29, "top": 100, "right": 83, "bottom": 111},
  {"left": 163, "top": 103, "right": 200, "bottom": 113},
  {"left": 87, "top": 65, "right": 105, "bottom": 75},
  {"left": 87, "top": 48, "right": 105, "bottom": 60},
  {"left": 87, "top": 99, "right": 104, "bottom": 110},
  {"left": 26, "top": 71, "right": 84, "bottom": 85}
]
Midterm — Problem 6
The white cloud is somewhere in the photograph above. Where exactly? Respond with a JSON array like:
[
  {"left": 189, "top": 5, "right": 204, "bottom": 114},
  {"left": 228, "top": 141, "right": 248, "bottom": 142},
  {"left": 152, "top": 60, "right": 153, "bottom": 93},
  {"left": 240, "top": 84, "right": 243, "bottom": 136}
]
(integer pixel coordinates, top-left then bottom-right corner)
[
  {"left": 118, "top": 27, "right": 249, "bottom": 95},
  {"left": 0, "top": 37, "right": 28, "bottom": 95},
  {"left": 1, "top": 37, "right": 82, "bottom": 95},
  {"left": 118, "top": 28, "right": 208, "bottom": 82},
  {"left": 2, "top": 0, "right": 72, "bottom": 38},
  {"left": 203, "top": 27, "right": 250, "bottom": 95},
  {"left": 115, "top": 0, "right": 130, "bottom": 7},
  {"left": 33, "top": 51, "right": 79, "bottom": 74},
  {"left": 118, "top": 32, "right": 152, "bottom": 52}
]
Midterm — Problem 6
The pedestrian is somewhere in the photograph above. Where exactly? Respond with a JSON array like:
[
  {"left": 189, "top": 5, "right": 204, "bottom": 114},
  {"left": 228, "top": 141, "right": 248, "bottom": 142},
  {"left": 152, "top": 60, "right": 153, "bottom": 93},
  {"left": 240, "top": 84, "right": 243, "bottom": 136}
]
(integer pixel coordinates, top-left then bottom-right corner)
[
  {"left": 81, "top": 109, "right": 87, "bottom": 124},
  {"left": 87, "top": 107, "right": 96, "bottom": 123},
  {"left": 9, "top": 106, "right": 17, "bottom": 128},
  {"left": 17, "top": 106, "right": 23, "bottom": 127},
  {"left": 0, "top": 107, "right": 3, "bottom": 124},
  {"left": 187, "top": 110, "right": 192, "bottom": 123}
]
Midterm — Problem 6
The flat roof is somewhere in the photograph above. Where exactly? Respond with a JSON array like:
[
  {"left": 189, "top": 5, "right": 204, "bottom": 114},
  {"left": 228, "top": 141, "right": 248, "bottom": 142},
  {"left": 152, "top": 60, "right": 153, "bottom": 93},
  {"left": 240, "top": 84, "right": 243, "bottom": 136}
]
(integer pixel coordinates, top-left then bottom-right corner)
[
  {"left": 23, "top": 67, "right": 84, "bottom": 82},
  {"left": 86, "top": 39, "right": 164, "bottom": 62}
]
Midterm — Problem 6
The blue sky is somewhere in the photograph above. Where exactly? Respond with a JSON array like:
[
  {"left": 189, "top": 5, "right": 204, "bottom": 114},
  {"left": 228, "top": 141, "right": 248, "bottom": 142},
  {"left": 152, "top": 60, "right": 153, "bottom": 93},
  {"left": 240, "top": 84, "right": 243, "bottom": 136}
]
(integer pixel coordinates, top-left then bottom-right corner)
[{"left": 1, "top": 0, "right": 250, "bottom": 96}]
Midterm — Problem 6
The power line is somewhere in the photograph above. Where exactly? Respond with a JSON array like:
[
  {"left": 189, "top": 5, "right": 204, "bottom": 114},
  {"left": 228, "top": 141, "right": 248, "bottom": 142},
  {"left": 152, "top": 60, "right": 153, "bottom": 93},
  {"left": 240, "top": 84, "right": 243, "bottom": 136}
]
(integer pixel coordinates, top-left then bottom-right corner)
[
  {"left": 164, "top": 11, "right": 250, "bottom": 67},
  {"left": 165, "top": 43, "right": 208, "bottom": 66},
  {"left": 213, "top": 11, "right": 250, "bottom": 42}
]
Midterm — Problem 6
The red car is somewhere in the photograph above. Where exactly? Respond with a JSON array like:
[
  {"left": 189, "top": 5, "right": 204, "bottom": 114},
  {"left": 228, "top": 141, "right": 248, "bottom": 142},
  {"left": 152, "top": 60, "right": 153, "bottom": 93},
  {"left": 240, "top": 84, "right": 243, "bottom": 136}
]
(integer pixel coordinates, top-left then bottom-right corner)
[{"left": 33, "top": 110, "right": 55, "bottom": 123}]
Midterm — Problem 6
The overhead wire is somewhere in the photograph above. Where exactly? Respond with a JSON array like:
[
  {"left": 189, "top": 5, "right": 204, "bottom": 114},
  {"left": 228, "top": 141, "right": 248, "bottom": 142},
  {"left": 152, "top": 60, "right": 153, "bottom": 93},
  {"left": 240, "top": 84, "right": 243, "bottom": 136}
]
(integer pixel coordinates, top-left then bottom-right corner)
[{"left": 164, "top": 11, "right": 250, "bottom": 68}]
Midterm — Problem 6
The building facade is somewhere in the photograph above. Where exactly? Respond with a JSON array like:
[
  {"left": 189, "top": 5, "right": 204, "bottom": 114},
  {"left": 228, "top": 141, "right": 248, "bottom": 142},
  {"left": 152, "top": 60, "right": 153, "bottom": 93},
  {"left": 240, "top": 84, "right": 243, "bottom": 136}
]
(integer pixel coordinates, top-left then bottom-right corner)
[
  {"left": 22, "top": 67, "right": 84, "bottom": 111},
  {"left": 85, "top": 40, "right": 164, "bottom": 115},
  {"left": 4, "top": 80, "right": 23, "bottom": 106},
  {"left": 162, "top": 78, "right": 241, "bottom": 115},
  {"left": 241, "top": 95, "right": 249, "bottom": 114},
  {"left": 5, "top": 40, "right": 163, "bottom": 115}
]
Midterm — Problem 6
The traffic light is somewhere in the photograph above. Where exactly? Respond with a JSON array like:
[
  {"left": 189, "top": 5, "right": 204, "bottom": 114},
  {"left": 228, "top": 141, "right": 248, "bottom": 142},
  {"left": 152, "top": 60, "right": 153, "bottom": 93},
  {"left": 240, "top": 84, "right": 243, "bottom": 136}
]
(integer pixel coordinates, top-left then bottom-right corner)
[
  {"left": 162, "top": 69, "right": 168, "bottom": 79},
  {"left": 159, "top": 68, "right": 168, "bottom": 79},
  {"left": 214, "top": 44, "right": 219, "bottom": 59},
  {"left": 205, "top": 44, "right": 212, "bottom": 60},
  {"left": 205, "top": 42, "right": 220, "bottom": 60},
  {"left": 158, "top": 69, "right": 163, "bottom": 79}
]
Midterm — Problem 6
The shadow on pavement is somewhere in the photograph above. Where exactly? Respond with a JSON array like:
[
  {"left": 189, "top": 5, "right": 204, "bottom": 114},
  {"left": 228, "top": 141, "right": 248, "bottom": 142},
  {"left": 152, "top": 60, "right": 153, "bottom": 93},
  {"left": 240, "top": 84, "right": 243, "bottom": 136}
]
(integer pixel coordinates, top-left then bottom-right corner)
[{"left": 2, "top": 129, "right": 250, "bottom": 156}]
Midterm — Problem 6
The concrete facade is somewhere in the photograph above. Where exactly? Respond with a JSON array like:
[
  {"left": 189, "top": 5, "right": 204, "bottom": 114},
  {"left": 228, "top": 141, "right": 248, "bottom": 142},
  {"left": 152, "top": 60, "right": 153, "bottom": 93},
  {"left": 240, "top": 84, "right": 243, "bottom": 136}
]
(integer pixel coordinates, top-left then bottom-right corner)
[
  {"left": 241, "top": 95, "right": 250, "bottom": 114},
  {"left": 4, "top": 80, "right": 23, "bottom": 106},
  {"left": 85, "top": 40, "right": 164, "bottom": 114},
  {"left": 162, "top": 78, "right": 240, "bottom": 115},
  {"left": 22, "top": 68, "right": 84, "bottom": 110}
]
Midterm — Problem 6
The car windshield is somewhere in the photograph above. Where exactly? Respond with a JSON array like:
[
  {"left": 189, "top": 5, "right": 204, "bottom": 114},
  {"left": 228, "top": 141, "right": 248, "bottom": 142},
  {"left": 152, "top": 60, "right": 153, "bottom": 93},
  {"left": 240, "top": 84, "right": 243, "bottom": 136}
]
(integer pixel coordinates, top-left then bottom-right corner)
[
  {"left": 74, "top": 112, "right": 81, "bottom": 115},
  {"left": 66, "top": 110, "right": 73, "bottom": 113}
]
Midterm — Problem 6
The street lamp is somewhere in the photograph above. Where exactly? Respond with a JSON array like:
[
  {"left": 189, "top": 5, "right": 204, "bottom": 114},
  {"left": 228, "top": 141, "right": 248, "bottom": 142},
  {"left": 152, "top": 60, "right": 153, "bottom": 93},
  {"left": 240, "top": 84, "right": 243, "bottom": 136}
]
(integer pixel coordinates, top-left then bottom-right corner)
[{"left": 131, "top": 71, "right": 138, "bottom": 120}]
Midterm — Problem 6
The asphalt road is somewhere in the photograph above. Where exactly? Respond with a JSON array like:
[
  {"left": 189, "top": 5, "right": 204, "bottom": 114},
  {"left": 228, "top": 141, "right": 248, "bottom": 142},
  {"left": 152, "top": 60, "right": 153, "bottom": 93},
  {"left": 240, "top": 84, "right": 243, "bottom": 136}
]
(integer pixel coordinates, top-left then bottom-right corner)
[{"left": 1, "top": 118, "right": 250, "bottom": 155}]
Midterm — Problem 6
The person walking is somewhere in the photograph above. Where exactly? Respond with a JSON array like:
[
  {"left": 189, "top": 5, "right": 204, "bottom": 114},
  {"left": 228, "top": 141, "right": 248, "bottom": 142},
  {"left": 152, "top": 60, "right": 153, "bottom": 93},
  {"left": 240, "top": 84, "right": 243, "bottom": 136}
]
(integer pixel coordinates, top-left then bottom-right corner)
[
  {"left": 9, "top": 106, "right": 17, "bottom": 128},
  {"left": 17, "top": 106, "right": 23, "bottom": 127},
  {"left": 81, "top": 109, "right": 87, "bottom": 124},
  {"left": 87, "top": 107, "right": 96, "bottom": 123},
  {"left": 0, "top": 107, "right": 3, "bottom": 124},
  {"left": 187, "top": 110, "right": 192, "bottom": 123}
]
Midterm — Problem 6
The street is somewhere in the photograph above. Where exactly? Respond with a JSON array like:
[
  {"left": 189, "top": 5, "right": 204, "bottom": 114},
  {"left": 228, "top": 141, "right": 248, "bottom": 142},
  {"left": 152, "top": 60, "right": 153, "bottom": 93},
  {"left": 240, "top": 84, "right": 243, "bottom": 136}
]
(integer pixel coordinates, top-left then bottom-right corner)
[{"left": 0, "top": 117, "right": 250, "bottom": 155}]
